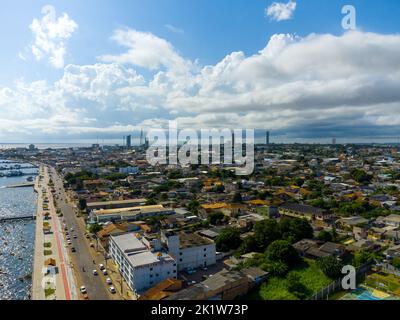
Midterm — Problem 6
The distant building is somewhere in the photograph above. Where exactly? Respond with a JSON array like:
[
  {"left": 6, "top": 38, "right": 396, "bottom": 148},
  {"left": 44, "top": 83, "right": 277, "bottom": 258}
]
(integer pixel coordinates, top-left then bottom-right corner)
[
  {"left": 28, "top": 144, "right": 36, "bottom": 151},
  {"left": 126, "top": 135, "right": 132, "bottom": 148},
  {"left": 279, "top": 203, "right": 334, "bottom": 224},
  {"left": 119, "top": 166, "right": 139, "bottom": 175},
  {"left": 91, "top": 204, "right": 175, "bottom": 223},
  {"left": 266, "top": 131, "right": 270, "bottom": 145}
]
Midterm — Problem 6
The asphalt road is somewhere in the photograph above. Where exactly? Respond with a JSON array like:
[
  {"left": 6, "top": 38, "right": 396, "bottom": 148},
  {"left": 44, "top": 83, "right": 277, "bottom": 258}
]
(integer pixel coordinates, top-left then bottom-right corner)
[{"left": 48, "top": 167, "right": 111, "bottom": 300}]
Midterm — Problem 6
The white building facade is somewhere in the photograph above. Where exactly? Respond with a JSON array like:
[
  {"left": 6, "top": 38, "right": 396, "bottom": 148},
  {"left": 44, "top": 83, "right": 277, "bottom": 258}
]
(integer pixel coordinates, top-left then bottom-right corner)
[{"left": 109, "top": 233, "right": 177, "bottom": 293}]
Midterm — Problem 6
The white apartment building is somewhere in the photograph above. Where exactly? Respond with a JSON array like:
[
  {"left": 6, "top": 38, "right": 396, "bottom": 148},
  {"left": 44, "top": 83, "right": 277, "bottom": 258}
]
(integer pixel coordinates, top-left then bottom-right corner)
[
  {"left": 161, "top": 230, "right": 216, "bottom": 271},
  {"left": 109, "top": 233, "right": 177, "bottom": 293}
]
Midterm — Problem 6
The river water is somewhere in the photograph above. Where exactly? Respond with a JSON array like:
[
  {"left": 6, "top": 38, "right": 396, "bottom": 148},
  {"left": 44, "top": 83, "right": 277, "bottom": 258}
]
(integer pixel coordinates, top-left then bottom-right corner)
[{"left": 0, "top": 161, "right": 38, "bottom": 300}]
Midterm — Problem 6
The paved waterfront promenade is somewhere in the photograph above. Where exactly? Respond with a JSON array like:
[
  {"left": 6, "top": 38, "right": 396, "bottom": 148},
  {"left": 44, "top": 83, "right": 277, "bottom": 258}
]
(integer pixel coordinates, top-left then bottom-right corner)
[{"left": 32, "top": 166, "right": 77, "bottom": 300}]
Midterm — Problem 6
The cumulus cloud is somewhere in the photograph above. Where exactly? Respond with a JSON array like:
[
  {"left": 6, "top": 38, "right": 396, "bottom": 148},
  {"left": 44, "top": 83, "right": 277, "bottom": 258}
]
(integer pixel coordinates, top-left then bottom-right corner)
[
  {"left": 266, "top": 1, "right": 297, "bottom": 22},
  {"left": 29, "top": 5, "right": 78, "bottom": 68},
  {"left": 98, "top": 28, "right": 192, "bottom": 74},
  {"left": 2, "top": 29, "right": 400, "bottom": 141}
]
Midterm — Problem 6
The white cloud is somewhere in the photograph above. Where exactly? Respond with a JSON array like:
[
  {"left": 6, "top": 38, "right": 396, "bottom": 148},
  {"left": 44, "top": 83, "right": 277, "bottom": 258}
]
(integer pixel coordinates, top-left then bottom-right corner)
[
  {"left": 266, "top": 1, "right": 297, "bottom": 22},
  {"left": 2, "top": 30, "right": 400, "bottom": 141},
  {"left": 29, "top": 5, "right": 78, "bottom": 68},
  {"left": 164, "top": 24, "right": 184, "bottom": 34},
  {"left": 98, "top": 28, "right": 193, "bottom": 74}
]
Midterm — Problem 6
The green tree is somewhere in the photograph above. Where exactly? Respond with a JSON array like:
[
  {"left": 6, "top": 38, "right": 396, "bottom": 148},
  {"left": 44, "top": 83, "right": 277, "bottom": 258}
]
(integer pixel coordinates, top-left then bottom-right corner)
[
  {"left": 215, "top": 228, "right": 242, "bottom": 252},
  {"left": 88, "top": 223, "right": 102, "bottom": 234},
  {"left": 253, "top": 219, "right": 280, "bottom": 251},
  {"left": 266, "top": 240, "right": 300, "bottom": 268},
  {"left": 278, "top": 217, "right": 313, "bottom": 243},
  {"left": 353, "top": 250, "right": 374, "bottom": 268},
  {"left": 239, "top": 235, "right": 258, "bottom": 254},
  {"left": 317, "top": 256, "right": 343, "bottom": 279},
  {"left": 233, "top": 192, "right": 243, "bottom": 203},
  {"left": 317, "top": 230, "right": 333, "bottom": 242},
  {"left": 208, "top": 211, "right": 226, "bottom": 225}
]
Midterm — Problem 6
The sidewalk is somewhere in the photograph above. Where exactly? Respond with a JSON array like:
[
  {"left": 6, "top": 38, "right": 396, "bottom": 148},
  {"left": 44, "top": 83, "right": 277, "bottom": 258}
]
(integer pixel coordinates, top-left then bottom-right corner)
[{"left": 31, "top": 166, "right": 77, "bottom": 300}]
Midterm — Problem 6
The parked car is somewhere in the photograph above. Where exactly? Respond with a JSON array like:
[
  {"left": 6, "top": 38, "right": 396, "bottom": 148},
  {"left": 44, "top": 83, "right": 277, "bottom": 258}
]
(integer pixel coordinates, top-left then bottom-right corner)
[
  {"left": 90, "top": 243, "right": 95, "bottom": 248},
  {"left": 71, "top": 247, "right": 76, "bottom": 253},
  {"left": 92, "top": 270, "right": 98, "bottom": 276},
  {"left": 102, "top": 269, "right": 108, "bottom": 276},
  {"left": 109, "top": 286, "right": 116, "bottom": 294},
  {"left": 99, "top": 264, "right": 105, "bottom": 270},
  {"left": 106, "top": 278, "right": 112, "bottom": 285},
  {"left": 73, "top": 235, "right": 78, "bottom": 239},
  {"left": 67, "top": 240, "right": 72, "bottom": 245},
  {"left": 80, "top": 286, "right": 87, "bottom": 294}
]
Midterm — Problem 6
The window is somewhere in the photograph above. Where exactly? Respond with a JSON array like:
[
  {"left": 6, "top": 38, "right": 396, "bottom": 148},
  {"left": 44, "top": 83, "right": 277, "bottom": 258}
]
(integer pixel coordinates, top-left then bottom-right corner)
[
  {"left": 173, "top": 263, "right": 176, "bottom": 266},
  {"left": 150, "top": 281, "right": 153, "bottom": 285},
  {"left": 204, "top": 254, "right": 206, "bottom": 257},
  {"left": 150, "top": 267, "right": 153, "bottom": 271},
  {"left": 179, "top": 258, "right": 182, "bottom": 262},
  {"left": 179, "top": 252, "right": 183, "bottom": 256},
  {"left": 173, "top": 270, "right": 176, "bottom": 273},
  {"left": 204, "top": 248, "right": 207, "bottom": 251},
  {"left": 150, "top": 274, "right": 153, "bottom": 278},
  {"left": 156, "top": 273, "right": 159, "bottom": 277}
]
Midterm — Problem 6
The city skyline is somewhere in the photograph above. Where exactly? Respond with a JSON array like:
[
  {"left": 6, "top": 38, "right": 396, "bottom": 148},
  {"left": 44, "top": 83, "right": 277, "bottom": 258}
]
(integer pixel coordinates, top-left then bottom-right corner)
[{"left": 1, "top": 0, "right": 400, "bottom": 143}]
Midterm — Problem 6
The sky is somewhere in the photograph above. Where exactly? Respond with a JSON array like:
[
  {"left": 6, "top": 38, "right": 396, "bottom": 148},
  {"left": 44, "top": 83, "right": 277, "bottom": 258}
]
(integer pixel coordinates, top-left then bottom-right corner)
[{"left": 0, "top": 0, "right": 400, "bottom": 143}]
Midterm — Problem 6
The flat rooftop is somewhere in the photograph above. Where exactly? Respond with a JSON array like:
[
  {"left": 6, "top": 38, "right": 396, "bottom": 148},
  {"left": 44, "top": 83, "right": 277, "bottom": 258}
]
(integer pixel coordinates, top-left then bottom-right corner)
[
  {"left": 178, "top": 231, "right": 214, "bottom": 249},
  {"left": 111, "top": 233, "right": 175, "bottom": 268},
  {"left": 93, "top": 204, "right": 167, "bottom": 215},
  {"left": 87, "top": 199, "right": 147, "bottom": 207}
]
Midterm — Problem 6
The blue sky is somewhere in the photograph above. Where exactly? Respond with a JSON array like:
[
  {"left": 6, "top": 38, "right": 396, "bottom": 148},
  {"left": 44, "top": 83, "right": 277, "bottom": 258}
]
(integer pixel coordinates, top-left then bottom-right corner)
[{"left": 1, "top": 0, "right": 400, "bottom": 143}]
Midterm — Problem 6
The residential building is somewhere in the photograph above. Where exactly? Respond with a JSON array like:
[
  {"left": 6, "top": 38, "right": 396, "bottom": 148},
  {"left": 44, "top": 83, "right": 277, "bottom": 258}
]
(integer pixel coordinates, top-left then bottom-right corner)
[{"left": 109, "top": 233, "right": 177, "bottom": 293}]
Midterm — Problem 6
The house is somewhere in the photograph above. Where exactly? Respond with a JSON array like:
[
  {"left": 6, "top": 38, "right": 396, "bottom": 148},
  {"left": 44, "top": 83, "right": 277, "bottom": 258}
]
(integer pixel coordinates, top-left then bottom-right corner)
[
  {"left": 293, "top": 239, "right": 346, "bottom": 260},
  {"left": 382, "top": 214, "right": 400, "bottom": 228},
  {"left": 139, "top": 278, "right": 183, "bottom": 300},
  {"left": 279, "top": 203, "right": 334, "bottom": 225},
  {"left": 166, "top": 269, "right": 252, "bottom": 300}
]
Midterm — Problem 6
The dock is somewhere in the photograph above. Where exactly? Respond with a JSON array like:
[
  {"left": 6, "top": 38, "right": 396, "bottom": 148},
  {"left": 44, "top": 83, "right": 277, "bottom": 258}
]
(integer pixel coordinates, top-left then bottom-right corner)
[
  {"left": 0, "top": 215, "right": 36, "bottom": 223},
  {"left": 5, "top": 182, "right": 35, "bottom": 188}
]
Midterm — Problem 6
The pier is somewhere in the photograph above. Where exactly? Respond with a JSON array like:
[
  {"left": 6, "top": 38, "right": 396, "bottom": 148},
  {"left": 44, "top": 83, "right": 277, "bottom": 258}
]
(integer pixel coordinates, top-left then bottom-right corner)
[
  {"left": 0, "top": 166, "right": 38, "bottom": 171},
  {"left": 0, "top": 215, "right": 36, "bottom": 223},
  {"left": 5, "top": 182, "right": 35, "bottom": 188}
]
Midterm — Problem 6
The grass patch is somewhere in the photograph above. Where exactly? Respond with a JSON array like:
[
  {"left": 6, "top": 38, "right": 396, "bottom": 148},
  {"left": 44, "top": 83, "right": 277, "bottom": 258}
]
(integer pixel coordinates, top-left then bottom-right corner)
[
  {"left": 44, "top": 250, "right": 53, "bottom": 256},
  {"left": 244, "top": 259, "right": 332, "bottom": 300},
  {"left": 366, "top": 272, "right": 400, "bottom": 295},
  {"left": 44, "top": 288, "right": 55, "bottom": 297},
  {"left": 43, "top": 242, "right": 52, "bottom": 248}
]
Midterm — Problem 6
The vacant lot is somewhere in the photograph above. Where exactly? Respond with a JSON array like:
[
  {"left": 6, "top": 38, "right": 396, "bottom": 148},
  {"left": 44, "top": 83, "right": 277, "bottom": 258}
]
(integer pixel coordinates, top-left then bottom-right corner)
[{"left": 244, "top": 259, "right": 332, "bottom": 300}]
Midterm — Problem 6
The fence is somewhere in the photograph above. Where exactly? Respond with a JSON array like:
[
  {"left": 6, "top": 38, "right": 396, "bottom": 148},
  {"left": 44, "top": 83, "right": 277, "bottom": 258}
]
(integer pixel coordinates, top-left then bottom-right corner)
[{"left": 308, "top": 260, "right": 374, "bottom": 300}]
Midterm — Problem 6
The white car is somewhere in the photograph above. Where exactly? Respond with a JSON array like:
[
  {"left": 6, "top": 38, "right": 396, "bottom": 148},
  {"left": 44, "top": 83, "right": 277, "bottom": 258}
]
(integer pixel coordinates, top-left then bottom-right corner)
[
  {"left": 73, "top": 235, "right": 78, "bottom": 239},
  {"left": 80, "top": 286, "right": 87, "bottom": 294},
  {"left": 67, "top": 240, "right": 72, "bottom": 245},
  {"left": 102, "top": 269, "right": 108, "bottom": 276},
  {"left": 109, "top": 286, "right": 116, "bottom": 294},
  {"left": 99, "top": 264, "right": 105, "bottom": 270},
  {"left": 92, "top": 270, "right": 98, "bottom": 276},
  {"left": 70, "top": 227, "right": 74, "bottom": 232},
  {"left": 106, "top": 278, "right": 112, "bottom": 285}
]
